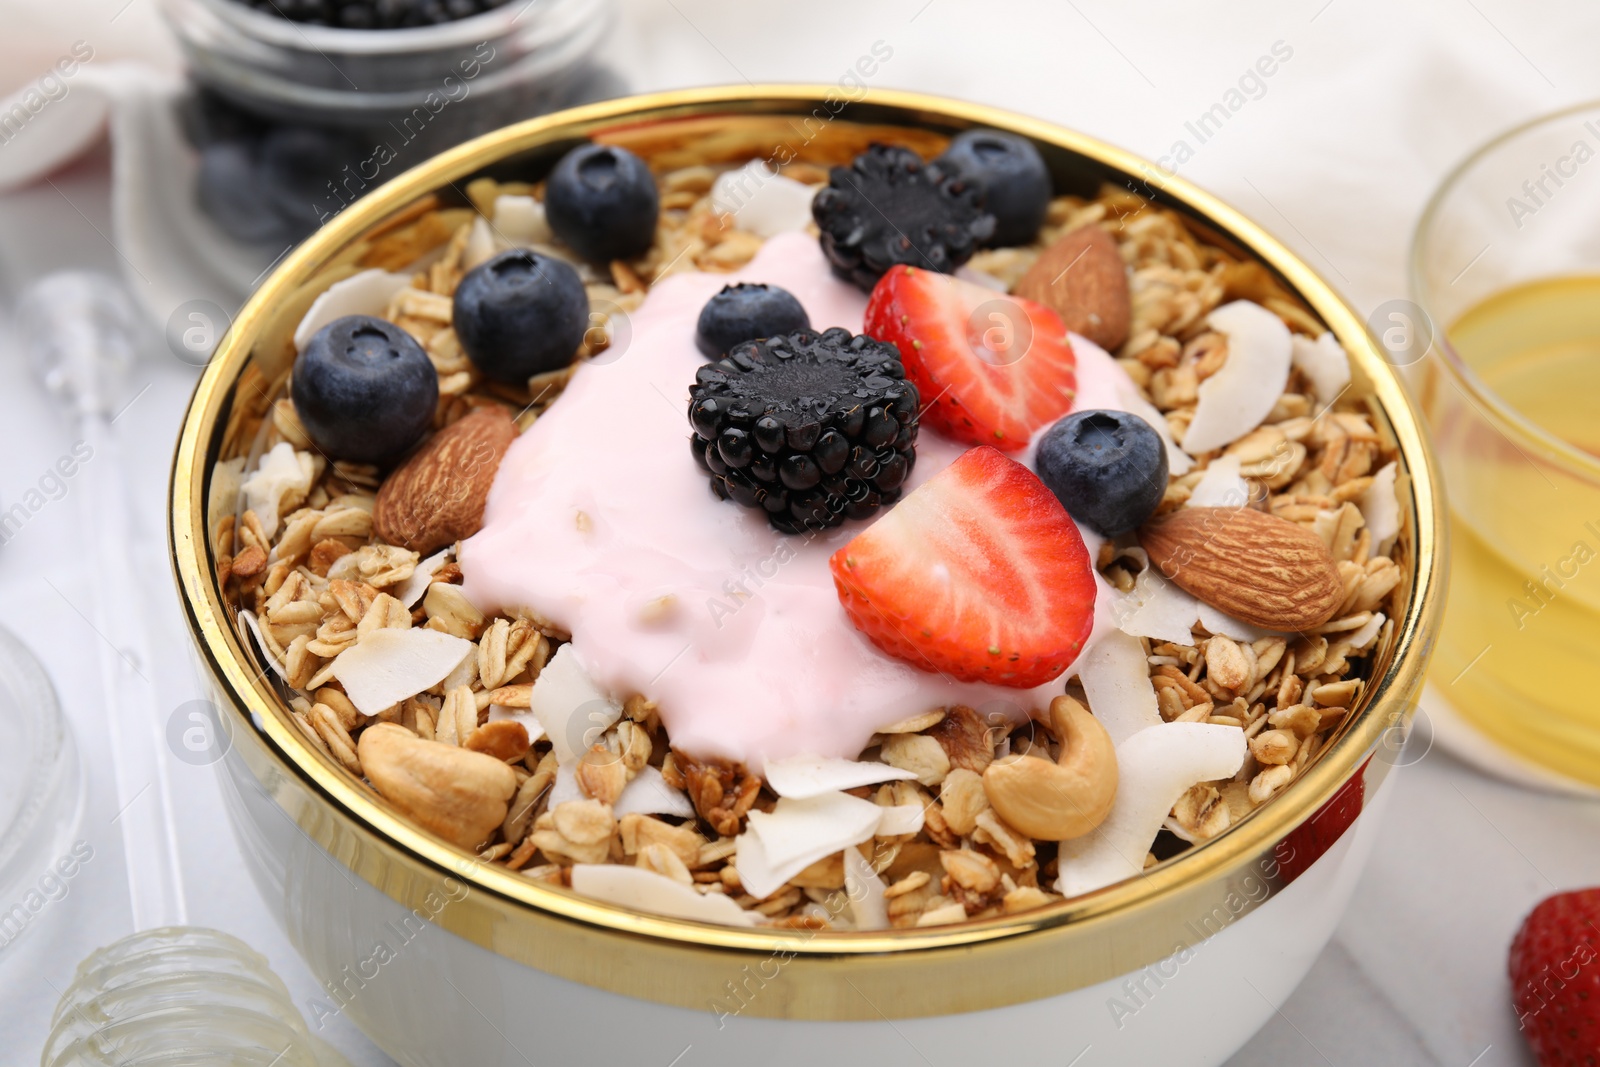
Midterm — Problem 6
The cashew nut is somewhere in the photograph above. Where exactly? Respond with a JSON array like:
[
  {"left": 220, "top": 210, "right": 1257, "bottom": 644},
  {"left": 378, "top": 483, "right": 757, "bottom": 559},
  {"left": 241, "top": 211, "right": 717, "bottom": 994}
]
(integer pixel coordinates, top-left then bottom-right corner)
[
  {"left": 981, "top": 695, "right": 1117, "bottom": 841},
  {"left": 358, "top": 722, "right": 518, "bottom": 849}
]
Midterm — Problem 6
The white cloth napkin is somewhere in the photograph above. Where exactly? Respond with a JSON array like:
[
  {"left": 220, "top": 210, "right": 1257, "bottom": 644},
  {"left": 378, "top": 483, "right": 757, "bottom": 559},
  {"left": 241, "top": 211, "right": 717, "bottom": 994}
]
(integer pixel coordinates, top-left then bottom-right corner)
[{"left": 0, "top": 61, "right": 280, "bottom": 326}]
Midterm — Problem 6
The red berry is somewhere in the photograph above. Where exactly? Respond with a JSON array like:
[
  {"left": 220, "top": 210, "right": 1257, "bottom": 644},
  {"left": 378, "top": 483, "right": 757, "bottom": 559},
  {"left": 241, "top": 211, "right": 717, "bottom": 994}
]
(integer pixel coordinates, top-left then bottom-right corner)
[
  {"left": 1509, "top": 887, "right": 1600, "bottom": 1067},
  {"left": 828, "top": 446, "right": 1096, "bottom": 687},
  {"left": 864, "top": 266, "right": 1077, "bottom": 451}
]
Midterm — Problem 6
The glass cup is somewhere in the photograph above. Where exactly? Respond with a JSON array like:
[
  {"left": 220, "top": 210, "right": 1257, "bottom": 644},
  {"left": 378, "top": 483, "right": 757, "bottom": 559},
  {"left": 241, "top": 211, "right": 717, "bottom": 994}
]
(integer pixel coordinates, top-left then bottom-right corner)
[{"left": 1410, "top": 101, "right": 1600, "bottom": 788}]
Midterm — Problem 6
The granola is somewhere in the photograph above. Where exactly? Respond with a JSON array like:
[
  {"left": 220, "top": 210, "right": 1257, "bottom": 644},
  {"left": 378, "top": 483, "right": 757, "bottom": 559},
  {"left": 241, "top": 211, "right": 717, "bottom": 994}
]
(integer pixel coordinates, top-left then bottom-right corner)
[{"left": 214, "top": 135, "right": 1403, "bottom": 930}]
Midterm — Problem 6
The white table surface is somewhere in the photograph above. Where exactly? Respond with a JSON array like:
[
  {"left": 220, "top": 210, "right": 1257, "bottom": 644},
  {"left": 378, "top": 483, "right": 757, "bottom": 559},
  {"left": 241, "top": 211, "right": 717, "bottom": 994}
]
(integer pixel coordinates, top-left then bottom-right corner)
[{"left": 3, "top": 1, "right": 1600, "bottom": 1064}]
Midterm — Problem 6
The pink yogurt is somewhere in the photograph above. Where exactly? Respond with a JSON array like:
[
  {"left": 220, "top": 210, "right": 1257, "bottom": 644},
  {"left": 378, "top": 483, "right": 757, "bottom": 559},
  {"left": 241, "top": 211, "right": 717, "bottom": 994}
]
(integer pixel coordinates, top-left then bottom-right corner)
[{"left": 459, "top": 232, "right": 1134, "bottom": 770}]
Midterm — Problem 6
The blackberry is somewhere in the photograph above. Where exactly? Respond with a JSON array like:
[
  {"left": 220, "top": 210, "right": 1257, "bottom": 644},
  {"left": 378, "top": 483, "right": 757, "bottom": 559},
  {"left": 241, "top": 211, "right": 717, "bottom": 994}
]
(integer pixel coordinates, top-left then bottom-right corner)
[
  {"left": 688, "top": 327, "right": 920, "bottom": 534},
  {"left": 811, "top": 143, "right": 995, "bottom": 292}
]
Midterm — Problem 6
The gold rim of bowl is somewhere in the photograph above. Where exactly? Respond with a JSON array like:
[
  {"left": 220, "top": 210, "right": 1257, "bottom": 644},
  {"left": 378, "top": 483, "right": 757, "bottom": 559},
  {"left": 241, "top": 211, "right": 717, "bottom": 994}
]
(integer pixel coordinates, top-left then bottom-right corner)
[{"left": 168, "top": 85, "right": 1446, "bottom": 1020}]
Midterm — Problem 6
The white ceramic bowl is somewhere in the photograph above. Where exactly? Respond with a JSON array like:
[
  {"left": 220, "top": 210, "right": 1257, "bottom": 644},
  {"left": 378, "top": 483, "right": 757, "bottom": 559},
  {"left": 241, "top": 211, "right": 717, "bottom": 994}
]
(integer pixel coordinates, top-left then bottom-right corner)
[{"left": 170, "top": 86, "right": 1445, "bottom": 1067}]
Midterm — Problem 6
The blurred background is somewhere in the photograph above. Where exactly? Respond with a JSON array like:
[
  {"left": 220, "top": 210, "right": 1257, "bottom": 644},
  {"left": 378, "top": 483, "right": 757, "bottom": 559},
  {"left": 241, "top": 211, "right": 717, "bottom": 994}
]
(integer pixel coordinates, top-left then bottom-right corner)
[{"left": 2, "top": 1, "right": 1599, "bottom": 1063}]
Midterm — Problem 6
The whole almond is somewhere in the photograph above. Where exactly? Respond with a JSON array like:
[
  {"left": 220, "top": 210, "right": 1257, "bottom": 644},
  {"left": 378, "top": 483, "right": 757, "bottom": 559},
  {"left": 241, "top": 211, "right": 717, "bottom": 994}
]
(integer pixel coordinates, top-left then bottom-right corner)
[
  {"left": 374, "top": 405, "right": 517, "bottom": 555},
  {"left": 1014, "top": 225, "right": 1131, "bottom": 351},
  {"left": 1138, "top": 507, "right": 1344, "bottom": 631}
]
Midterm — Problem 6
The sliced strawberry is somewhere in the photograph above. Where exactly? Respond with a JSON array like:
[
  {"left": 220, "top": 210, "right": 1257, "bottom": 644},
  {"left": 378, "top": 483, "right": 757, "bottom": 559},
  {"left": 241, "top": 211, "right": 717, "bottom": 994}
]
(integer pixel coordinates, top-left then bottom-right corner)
[
  {"left": 829, "top": 446, "right": 1096, "bottom": 687},
  {"left": 864, "top": 266, "right": 1077, "bottom": 451}
]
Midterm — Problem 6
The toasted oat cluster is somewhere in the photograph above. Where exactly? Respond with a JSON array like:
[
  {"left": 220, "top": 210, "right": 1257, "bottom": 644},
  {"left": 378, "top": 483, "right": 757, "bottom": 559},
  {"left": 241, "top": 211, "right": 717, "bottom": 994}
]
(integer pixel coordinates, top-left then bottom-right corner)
[{"left": 214, "top": 145, "right": 1403, "bottom": 930}]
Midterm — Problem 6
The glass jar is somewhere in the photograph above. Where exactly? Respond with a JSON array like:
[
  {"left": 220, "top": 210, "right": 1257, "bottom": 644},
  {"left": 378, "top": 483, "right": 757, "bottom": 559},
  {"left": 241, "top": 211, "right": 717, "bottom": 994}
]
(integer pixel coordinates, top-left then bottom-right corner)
[
  {"left": 0, "top": 624, "right": 83, "bottom": 939},
  {"left": 160, "top": 0, "right": 619, "bottom": 245},
  {"left": 40, "top": 927, "right": 344, "bottom": 1067}
]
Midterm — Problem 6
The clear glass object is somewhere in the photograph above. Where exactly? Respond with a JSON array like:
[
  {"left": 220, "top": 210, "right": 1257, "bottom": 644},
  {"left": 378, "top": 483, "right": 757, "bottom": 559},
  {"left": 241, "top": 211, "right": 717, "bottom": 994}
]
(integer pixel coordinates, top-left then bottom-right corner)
[
  {"left": 1411, "top": 100, "right": 1600, "bottom": 787},
  {"left": 160, "top": 0, "right": 620, "bottom": 245},
  {"left": 16, "top": 273, "right": 345, "bottom": 1063},
  {"left": 0, "top": 625, "right": 84, "bottom": 922},
  {"left": 163, "top": 0, "right": 619, "bottom": 151},
  {"left": 19, "top": 273, "right": 189, "bottom": 932},
  {"left": 39, "top": 927, "right": 348, "bottom": 1066}
]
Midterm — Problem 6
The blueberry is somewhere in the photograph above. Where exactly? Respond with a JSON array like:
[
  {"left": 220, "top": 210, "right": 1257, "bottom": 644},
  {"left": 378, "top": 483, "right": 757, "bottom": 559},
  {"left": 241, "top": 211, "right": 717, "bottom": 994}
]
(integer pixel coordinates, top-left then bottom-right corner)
[
  {"left": 544, "top": 143, "right": 660, "bottom": 262},
  {"left": 934, "top": 129, "right": 1051, "bottom": 247},
  {"left": 291, "top": 315, "right": 438, "bottom": 464},
  {"left": 337, "top": 3, "right": 377, "bottom": 27},
  {"left": 241, "top": 0, "right": 500, "bottom": 25},
  {"left": 1035, "top": 409, "right": 1169, "bottom": 538},
  {"left": 178, "top": 89, "right": 267, "bottom": 149},
  {"left": 453, "top": 249, "right": 589, "bottom": 383},
  {"left": 259, "top": 125, "right": 355, "bottom": 236},
  {"left": 694, "top": 283, "right": 811, "bottom": 358},
  {"left": 197, "top": 142, "right": 294, "bottom": 245}
]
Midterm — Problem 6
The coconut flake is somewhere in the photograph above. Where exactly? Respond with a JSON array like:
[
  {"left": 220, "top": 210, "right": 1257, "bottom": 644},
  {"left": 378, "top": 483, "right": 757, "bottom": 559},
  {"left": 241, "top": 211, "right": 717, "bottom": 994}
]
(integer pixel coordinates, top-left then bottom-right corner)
[
  {"left": 763, "top": 754, "right": 918, "bottom": 799},
  {"left": 1291, "top": 331, "right": 1352, "bottom": 412},
  {"left": 241, "top": 442, "right": 316, "bottom": 540},
  {"left": 1344, "top": 612, "right": 1386, "bottom": 654},
  {"left": 238, "top": 610, "right": 287, "bottom": 682},
  {"left": 874, "top": 803, "right": 926, "bottom": 836},
  {"left": 1112, "top": 562, "right": 1275, "bottom": 644},
  {"left": 1057, "top": 722, "right": 1247, "bottom": 897},
  {"left": 842, "top": 846, "right": 889, "bottom": 931},
  {"left": 292, "top": 269, "right": 412, "bottom": 353},
  {"left": 396, "top": 547, "right": 451, "bottom": 608},
  {"left": 1186, "top": 455, "right": 1250, "bottom": 509},
  {"left": 710, "top": 161, "right": 816, "bottom": 238},
  {"left": 1073, "top": 629, "right": 1161, "bottom": 746},
  {"left": 1182, "top": 301, "right": 1292, "bottom": 454},
  {"left": 736, "top": 791, "right": 884, "bottom": 899},
  {"left": 1361, "top": 462, "right": 1400, "bottom": 548},
  {"left": 529, "top": 645, "right": 623, "bottom": 764},
  {"left": 729, "top": 835, "right": 787, "bottom": 901},
  {"left": 492, "top": 194, "right": 552, "bottom": 246},
  {"left": 570, "top": 864, "right": 759, "bottom": 927},
  {"left": 1197, "top": 602, "right": 1275, "bottom": 643},
  {"left": 1112, "top": 569, "right": 1200, "bottom": 646},
  {"left": 747, "top": 792, "right": 884, "bottom": 868},
  {"left": 462, "top": 216, "right": 502, "bottom": 272},
  {"left": 486, "top": 703, "right": 546, "bottom": 743},
  {"left": 330, "top": 628, "right": 474, "bottom": 715},
  {"left": 1069, "top": 334, "right": 1193, "bottom": 475},
  {"left": 547, "top": 763, "right": 581, "bottom": 809},
  {"left": 612, "top": 765, "right": 698, "bottom": 819}
]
